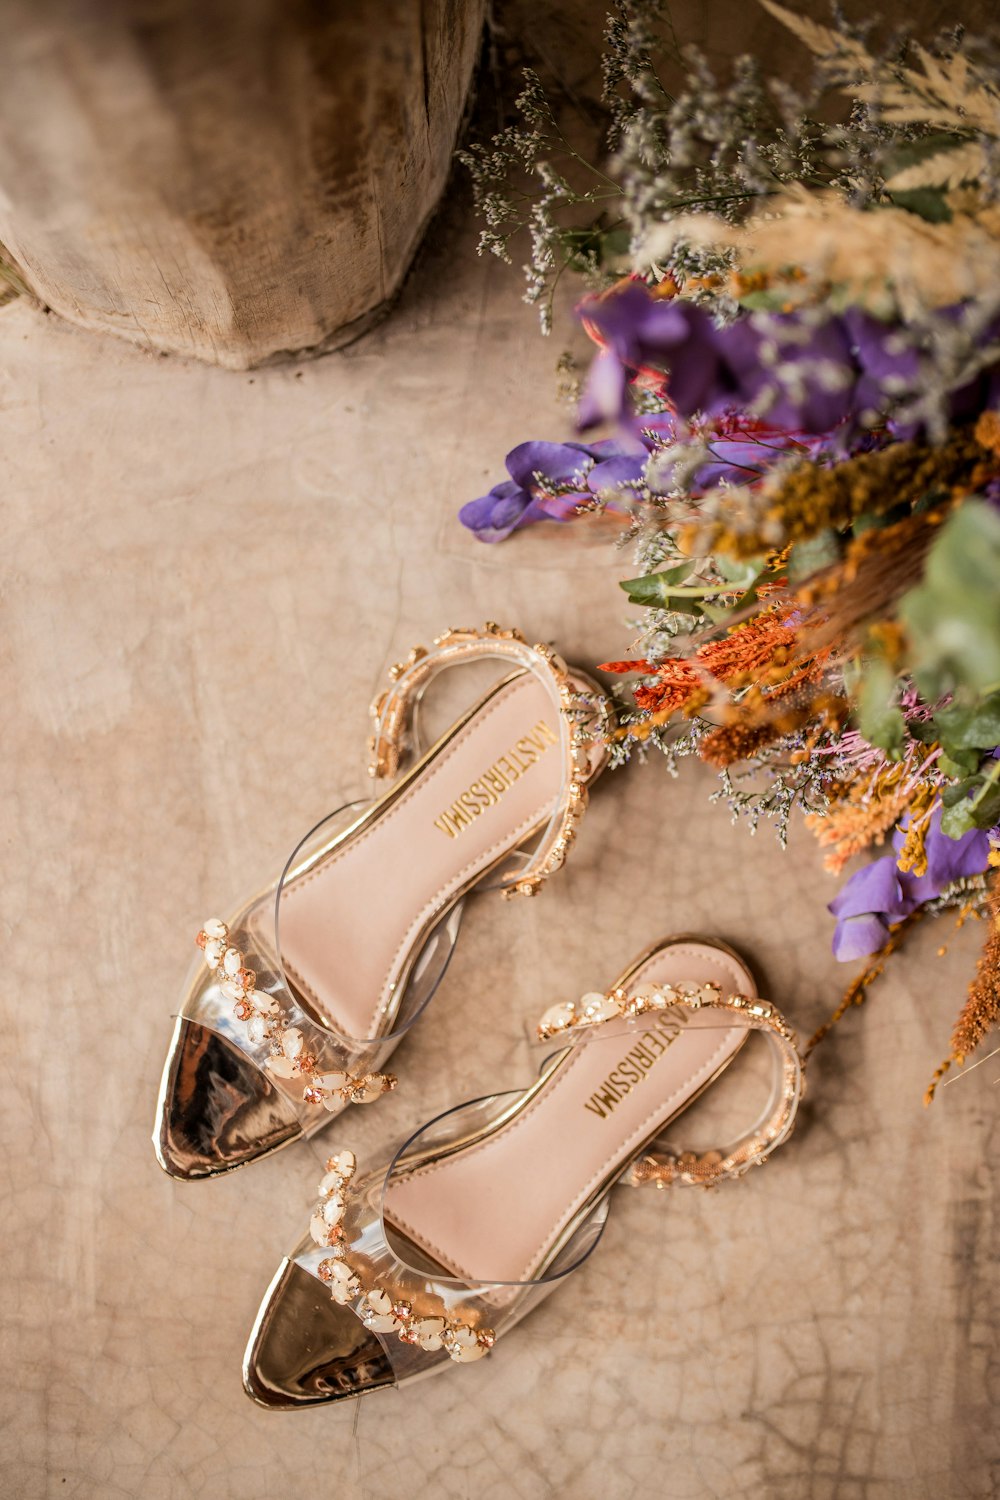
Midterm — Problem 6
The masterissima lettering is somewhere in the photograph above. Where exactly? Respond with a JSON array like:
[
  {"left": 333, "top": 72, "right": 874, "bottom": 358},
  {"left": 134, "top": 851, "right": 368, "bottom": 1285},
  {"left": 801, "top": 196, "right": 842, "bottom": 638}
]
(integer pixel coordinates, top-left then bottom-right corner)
[{"left": 433, "top": 718, "right": 558, "bottom": 839}]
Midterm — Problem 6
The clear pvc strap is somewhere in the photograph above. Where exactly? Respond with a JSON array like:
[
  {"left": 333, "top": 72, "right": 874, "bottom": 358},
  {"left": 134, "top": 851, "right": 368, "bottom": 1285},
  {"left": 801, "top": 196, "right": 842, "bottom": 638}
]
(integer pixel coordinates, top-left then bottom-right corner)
[
  {"left": 534, "top": 982, "right": 805, "bottom": 1189},
  {"left": 366, "top": 624, "right": 609, "bottom": 898},
  {"left": 295, "top": 1097, "right": 612, "bottom": 1382},
  {"left": 629, "top": 1017, "right": 803, "bottom": 1188},
  {"left": 271, "top": 800, "right": 468, "bottom": 1054}
]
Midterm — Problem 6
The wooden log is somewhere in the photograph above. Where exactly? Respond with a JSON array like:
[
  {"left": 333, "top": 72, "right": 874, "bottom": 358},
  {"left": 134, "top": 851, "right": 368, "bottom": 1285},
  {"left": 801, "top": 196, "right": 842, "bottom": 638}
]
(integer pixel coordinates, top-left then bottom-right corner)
[{"left": 0, "top": 0, "right": 485, "bottom": 368}]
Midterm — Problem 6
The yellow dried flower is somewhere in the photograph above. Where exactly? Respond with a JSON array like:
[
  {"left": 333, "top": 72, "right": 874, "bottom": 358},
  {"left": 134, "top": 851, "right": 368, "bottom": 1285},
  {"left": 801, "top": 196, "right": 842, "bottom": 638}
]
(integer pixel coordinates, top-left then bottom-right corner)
[
  {"left": 893, "top": 789, "right": 938, "bottom": 877},
  {"left": 927, "top": 874, "right": 1000, "bottom": 1101},
  {"left": 706, "top": 429, "right": 989, "bottom": 559}
]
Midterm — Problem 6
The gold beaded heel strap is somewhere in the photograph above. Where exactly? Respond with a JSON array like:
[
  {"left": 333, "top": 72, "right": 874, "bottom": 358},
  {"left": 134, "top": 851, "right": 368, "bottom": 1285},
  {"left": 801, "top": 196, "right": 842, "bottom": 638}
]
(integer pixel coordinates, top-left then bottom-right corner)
[
  {"left": 537, "top": 979, "right": 804, "bottom": 1189},
  {"left": 367, "top": 622, "right": 612, "bottom": 899}
]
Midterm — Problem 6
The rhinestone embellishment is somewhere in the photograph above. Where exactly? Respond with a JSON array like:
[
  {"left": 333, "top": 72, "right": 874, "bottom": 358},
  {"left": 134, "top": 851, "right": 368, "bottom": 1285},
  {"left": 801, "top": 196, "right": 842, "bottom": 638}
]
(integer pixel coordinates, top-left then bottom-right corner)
[
  {"left": 536, "top": 979, "right": 803, "bottom": 1189},
  {"left": 195, "top": 921, "right": 397, "bottom": 1109},
  {"left": 366, "top": 623, "right": 612, "bottom": 899},
  {"left": 537, "top": 980, "right": 728, "bottom": 1040},
  {"left": 311, "top": 1152, "right": 496, "bottom": 1364}
]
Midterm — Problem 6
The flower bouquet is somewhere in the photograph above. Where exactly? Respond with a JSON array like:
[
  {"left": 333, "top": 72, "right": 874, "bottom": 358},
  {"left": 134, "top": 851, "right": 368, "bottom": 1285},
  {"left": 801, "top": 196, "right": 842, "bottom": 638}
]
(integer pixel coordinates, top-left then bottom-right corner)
[{"left": 458, "top": 1, "right": 1000, "bottom": 1093}]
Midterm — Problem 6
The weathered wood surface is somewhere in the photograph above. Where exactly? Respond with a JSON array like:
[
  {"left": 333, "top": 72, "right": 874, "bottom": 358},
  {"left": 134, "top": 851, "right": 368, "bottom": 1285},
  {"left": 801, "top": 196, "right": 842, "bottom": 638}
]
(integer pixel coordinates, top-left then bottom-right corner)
[{"left": 0, "top": 0, "right": 485, "bottom": 368}]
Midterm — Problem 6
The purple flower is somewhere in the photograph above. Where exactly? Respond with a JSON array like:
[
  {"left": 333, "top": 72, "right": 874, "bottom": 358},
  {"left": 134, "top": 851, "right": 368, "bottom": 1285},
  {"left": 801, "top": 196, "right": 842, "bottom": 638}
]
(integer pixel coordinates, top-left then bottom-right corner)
[
  {"left": 828, "top": 855, "right": 911, "bottom": 961},
  {"left": 828, "top": 805, "right": 990, "bottom": 962},
  {"left": 726, "top": 315, "right": 857, "bottom": 433},
  {"left": 636, "top": 408, "right": 815, "bottom": 495},
  {"left": 579, "top": 290, "right": 735, "bottom": 427},
  {"left": 892, "top": 806, "right": 992, "bottom": 900},
  {"left": 576, "top": 283, "right": 1000, "bottom": 439},
  {"left": 694, "top": 425, "right": 812, "bottom": 490},
  {"left": 459, "top": 437, "right": 643, "bottom": 542},
  {"left": 843, "top": 307, "right": 920, "bottom": 422},
  {"left": 579, "top": 286, "right": 862, "bottom": 434}
]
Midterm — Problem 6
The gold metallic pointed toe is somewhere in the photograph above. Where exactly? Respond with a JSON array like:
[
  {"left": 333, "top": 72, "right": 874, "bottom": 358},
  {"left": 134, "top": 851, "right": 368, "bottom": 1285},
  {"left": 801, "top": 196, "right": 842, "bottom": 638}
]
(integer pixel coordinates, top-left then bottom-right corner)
[
  {"left": 154, "top": 625, "right": 614, "bottom": 1180},
  {"left": 243, "top": 1260, "right": 393, "bottom": 1408},
  {"left": 244, "top": 937, "right": 807, "bottom": 1402},
  {"left": 154, "top": 1017, "right": 303, "bottom": 1180}
]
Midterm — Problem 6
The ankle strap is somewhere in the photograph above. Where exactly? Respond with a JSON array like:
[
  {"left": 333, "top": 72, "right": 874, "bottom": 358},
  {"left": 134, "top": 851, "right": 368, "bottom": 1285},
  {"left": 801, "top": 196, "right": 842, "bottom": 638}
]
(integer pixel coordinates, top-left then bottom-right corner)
[
  {"left": 536, "top": 981, "right": 804, "bottom": 1188},
  {"left": 366, "top": 623, "right": 610, "bottom": 898}
]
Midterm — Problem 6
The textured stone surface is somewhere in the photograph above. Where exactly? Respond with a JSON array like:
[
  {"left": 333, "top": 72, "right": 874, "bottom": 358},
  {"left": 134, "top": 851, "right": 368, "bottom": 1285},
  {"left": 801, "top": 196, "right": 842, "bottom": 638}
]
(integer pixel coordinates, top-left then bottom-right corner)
[{"left": 3, "top": 173, "right": 998, "bottom": 1499}]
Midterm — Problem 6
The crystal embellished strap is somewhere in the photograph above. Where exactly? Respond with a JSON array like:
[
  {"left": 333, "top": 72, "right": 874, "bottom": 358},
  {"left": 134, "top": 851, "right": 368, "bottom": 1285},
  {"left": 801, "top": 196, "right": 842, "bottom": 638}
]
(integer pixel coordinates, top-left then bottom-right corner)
[
  {"left": 537, "top": 981, "right": 804, "bottom": 1189},
  {"left": 194, "top": 919, "right": 398, "bottom": 1111},
  {"left": 367, "top": 622, "right": 610, "bottom": 898},
  {"left": 308, "top": 1150, "right": 496, "bottom": 1364}
]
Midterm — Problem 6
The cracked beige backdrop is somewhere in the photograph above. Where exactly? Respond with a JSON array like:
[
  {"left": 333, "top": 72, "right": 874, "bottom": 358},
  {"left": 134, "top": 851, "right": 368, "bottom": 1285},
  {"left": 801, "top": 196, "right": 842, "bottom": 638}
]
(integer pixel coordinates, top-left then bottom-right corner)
[{"left": 3, "top": 104, "right": 999, "bottom": 1500}]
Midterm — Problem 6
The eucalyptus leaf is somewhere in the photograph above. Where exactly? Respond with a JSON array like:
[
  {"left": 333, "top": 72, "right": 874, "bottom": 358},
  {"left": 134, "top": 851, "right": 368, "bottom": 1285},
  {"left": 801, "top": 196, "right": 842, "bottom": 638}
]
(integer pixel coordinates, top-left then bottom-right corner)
[
  {"left": 972, "top": 782, "right": 1000, "bottom": 829},
  {"left": 659, "top": 597, "right": 705, "bottom": 617},
  {"left": 715, "top": 554, "right": 763, "bottom": 588},
  {"left": 941, "top": 778, "right": 982, "bottom": 808},
  {"left": 855, "top": 658, "right": 905, "bottom": 758},
  {"left": 939, "top": 749, "right": 983, "bottom": 778},
  {"left": 900, "top": 501, "right": 1000, "bottom": 698},
  {"left": 932, "top": 692, "right": 1000, "bottom": 752},
  {"left": 939, "top": 797, "right": 978, "bottom": 838},
  {"left": 940, "top": 781, "right": 1000, "bottom": 838},
  {"left": 738, "top": 288, "right": 790, "bottom": 311},
  {"left": 841, "top": 658, "right": 863, "bottom": 698},
  {"left": 600, "top": 226, "right": 631, "bottom": 259},
  {"left": 922, "top": 500, "right": 1000, "bottom": 597},
  {"left": 888, "top": 188, "right": 952, "bottom": 223},
  {"left": 788, "top": 529, "right": 841, "bottom": 583},
  {"left": 619, "top": 565, "right": 690, "bottom": 607},
  {"left": 907, "top": 718, "right": 938, "bottom": 746},
  {"left": 851, "top": 511, "right": 891, "bottom": 536}
]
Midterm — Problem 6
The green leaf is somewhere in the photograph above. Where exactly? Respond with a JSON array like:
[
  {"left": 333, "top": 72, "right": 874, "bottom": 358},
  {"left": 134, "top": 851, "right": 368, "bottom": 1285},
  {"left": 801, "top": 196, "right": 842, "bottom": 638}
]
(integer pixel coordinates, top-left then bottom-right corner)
[
  {"left": 888, "top": 188, "right": 952, "bottom": 223},
  {"left": 931, "top": 692, "right": 1000, "bottom": 752},
  {"left": 715, "top": 554, "right": 763, "bottom": 588},
  {"left": 939, "top": 797, "right": 978, "bottom": 838},
  {"left": 899, "top": 501, "right": 1000, "bottom": 699},
  {"left": 738, "top": 288, "right": 791, "bottom": 311},
  {"left": 620, "top": 567, "right": 752, "bottom": 616},
  {"left": 841, "top": 657, "right": 863, "bottom": 699},
  {"left": 939, "top": 749, "right": 983, "bottom": 778},
  {"left": 908, "top": 718, "right": 938, "bottom": 746},
  {"left": 923, "top": 501, "right": 1000, "bottom": 596},
  {"left": 972, "top": 782, "right": 1000, "bottom": 830},
  {"left": 940, "top": 781, "right": 1000, "bottom": 838},
  {"left": 855, "top": 658, "right": 905, "bottom": 758},
  {"left": 600, "top": 226, "right": 631, "bottom": 259},
  {"left": 620, "top": 565, "right": 696, "bottom": 609},
  {"left": 939, "top": 759, "right": 1000, "bottom": 837},
  {"left": 851, "top": 511, "right": 891, "bottom": 536},
  {"left": 941, "top": 777, "right": 982, "bottom": 808},
  {"left": 787, "top": 529, "right": 841, "bottom": 583}
]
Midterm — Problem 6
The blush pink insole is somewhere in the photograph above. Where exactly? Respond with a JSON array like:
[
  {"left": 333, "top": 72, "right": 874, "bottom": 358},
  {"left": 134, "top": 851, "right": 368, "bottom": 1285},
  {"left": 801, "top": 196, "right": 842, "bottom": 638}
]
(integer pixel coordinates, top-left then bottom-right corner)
[
  {"left": 382, "top": 941, "right": 751, "bottom": 1283},
  {"left": 277, "top": 672, "right": 573, "bottom": 1042}
]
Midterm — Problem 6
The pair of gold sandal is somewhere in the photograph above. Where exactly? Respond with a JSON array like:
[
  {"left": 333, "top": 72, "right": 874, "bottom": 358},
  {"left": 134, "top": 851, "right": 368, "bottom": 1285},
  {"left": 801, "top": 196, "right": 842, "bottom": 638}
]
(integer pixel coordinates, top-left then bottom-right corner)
[{"left": 153, "top": 624, "right": 806, "bottom": 1407}]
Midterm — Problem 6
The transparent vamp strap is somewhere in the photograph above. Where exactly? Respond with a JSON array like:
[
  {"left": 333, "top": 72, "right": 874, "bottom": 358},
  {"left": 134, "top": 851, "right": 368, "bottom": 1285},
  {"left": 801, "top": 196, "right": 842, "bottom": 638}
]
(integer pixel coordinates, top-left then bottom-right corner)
[
  {"left": 188, "top": 792, "right": 468, "bottom": 1126},
  {"left": 536, "top": 982, "right": 805, "bottom": 1189},
  {"left": 183, "top": 808, "right": 405, "bottom": 1139},
  {"left": 294, "top": 1096, "right": 612, "bottom": 1384},
  {"left": 193, "top": 897, "right": 397, "bottom": 1119},
  {"left": 366, "top": 622, "right": 611, "bottom": 898}
]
